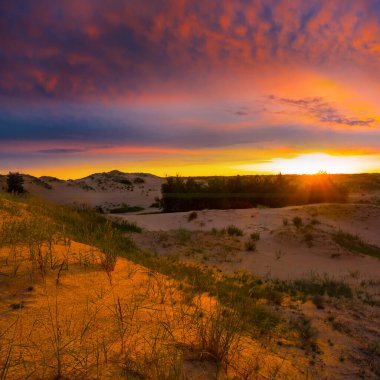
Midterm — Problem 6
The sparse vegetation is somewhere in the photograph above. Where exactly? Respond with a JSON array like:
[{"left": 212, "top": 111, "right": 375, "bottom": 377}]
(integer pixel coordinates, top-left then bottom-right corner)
[
  {"left": 32, "top": 178, "right": 53, "bottom": 189},
  {"left": 245, "top": 240, "right": 256, "bottom": 251},
  {"left": 195, "top": 305, "right": 242, "bottom": 371},
  {"left": 133, "top": 177, "right": 145, "bottom": 184},
  {"left": 111, "top": 219, "right": 142, "bottom": 233},
  {"left": 211, "top": 227, "right": 226, "bottom": 236},
  {"left": 250, "top": 232, "right": 260, "bottom": 241},
  {"left": 109, "top": 205, "right": 145, "bottom": 214},
  {"left": 311, "top": 295, "right": 325, "bottom": 309},
  {"left": 0, "top": 193, "right": 292, "bottom": 378},
  {"left": 187, "top": 211, "right": 198, "bottom": 222},
  {"left": 0, "top": 191, "right": 378, "bottom": 379},
  {"left": 116, "top": 178, "right": 132, "bottom": 185},
  {"left": 273, "top": 275, "right": 353, "bottom": 299},
  {"left": 174, "top": 228, "right": 192, "bottom": 244},
  {"left": 77, "top": 181, "right": 95, "bottom": 191},
  {"left": 293, "top": 216, "right": 303, "bottom": 228},
  {"left": 333, "top": 230, "right": 380, "bottom": 259},
  {"left": 226, "top": 225, "right": 243, "bottom": 236},
  {"left": 275, "top": 249, "right": 285, "bottom": 260},
  {"left": 290, "top": 315, "right": 318, "bottom": 351},
  {"left": 304, "top": 232, "right": 314, "bottom": 247}
]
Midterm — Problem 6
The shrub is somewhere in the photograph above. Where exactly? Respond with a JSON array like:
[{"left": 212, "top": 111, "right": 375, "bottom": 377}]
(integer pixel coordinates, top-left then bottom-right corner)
[
  {"left": 188, "top": 211, "right": 198, "bottom": 222},
  {"left": 6, "top": 172, "right": 25, "bottom": 194},
  {"left": 116, "top": 178, "right": 132, "bottom": 186},
  {"left": 293, "top": 216, "right": 303, "bottom": 228},
  {"left": 250, "top": 232, "right": 260, "bottom": 241},
  {"left": 304, "top": 232, "right": 314, "bottom": 247},
  {"left": 291, "top": 315, "right": 318, "bottom": 351},
  {"left": 245, "top": 240, "right": 256, "bottom": 251},
  {"left": 211, "top": 228, "right": 226, "bottom": 236},
  {"left": 283, "top": 218, "right": 288, "bottom": 226},
  {"left": 111, "top": 220, "right": 142, "bottom": 233},
  {"left": 311, "top": 295, "right": 325, "bottom": 309},
  {"left": 195, "top": 305, "right": 242, "bottom": 369},
  {"left": 226, "top": 225, "right": 243, "bottom": 236},
  {"left": 133, "top": 177, "right": 145, "bottom": 184}
]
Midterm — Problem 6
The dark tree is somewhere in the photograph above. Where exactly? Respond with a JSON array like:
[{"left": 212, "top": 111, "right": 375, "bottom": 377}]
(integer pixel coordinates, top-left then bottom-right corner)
[{"left": 6, "top": 172, "right": 25, "bottom": 194}]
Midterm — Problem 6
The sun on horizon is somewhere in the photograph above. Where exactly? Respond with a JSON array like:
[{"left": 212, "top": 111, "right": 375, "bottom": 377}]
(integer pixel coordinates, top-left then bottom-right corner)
[{"left": 234, "top": 153, "right": 380, "bottom": 176}]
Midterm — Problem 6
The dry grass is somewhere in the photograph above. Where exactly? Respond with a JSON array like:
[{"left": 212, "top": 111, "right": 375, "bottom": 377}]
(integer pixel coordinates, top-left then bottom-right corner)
[
  {"left": 2, "top": 194, "right": 379, "bottom": 379},
  {"left": 0, "top": 194, "right": 309, "bottom": 379}
]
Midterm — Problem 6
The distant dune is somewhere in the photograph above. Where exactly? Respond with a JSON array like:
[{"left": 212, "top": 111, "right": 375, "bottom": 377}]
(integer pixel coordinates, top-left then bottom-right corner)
[{"left": 0, "top": 170, "right": 165, "bottom": 212}]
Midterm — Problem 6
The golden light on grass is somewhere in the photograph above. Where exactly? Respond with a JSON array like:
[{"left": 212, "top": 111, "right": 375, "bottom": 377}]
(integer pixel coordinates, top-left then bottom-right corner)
[{"left": 0, "top": 195, "right": 307, "bottom": 379}]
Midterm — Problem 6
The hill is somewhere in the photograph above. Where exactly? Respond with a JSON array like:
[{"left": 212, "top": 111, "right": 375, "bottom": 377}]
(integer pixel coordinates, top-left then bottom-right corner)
[{"left": 0, "top": 171, "right": 165, "bottom": 212}]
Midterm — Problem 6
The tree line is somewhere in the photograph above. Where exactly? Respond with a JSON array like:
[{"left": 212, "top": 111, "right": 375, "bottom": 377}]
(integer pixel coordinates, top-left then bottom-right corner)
[{"left": 160, "top": 174, "right": 348, "bottom": 212}]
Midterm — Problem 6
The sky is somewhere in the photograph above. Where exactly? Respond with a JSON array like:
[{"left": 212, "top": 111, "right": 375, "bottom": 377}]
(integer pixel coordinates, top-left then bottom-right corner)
[{"left": 1, "top": 0, "right": 380, "bottom": 178}]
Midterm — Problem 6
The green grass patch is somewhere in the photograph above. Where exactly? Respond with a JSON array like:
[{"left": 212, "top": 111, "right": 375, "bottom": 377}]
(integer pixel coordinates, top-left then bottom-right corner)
[
  {"left": 109, "top": 206, "right": 145, "bottom": 214},
  {"left": 111, "top": 219, "right": 142, "bottom": 233},
  {"left": 333, "top": 230, "right": 380, "bottom": 260},
  {"left": 226, "top": 225, "right": 243, "bottom": 236},
  {"left": 273, "top": 275, "right": 353, "bottom": 299}
]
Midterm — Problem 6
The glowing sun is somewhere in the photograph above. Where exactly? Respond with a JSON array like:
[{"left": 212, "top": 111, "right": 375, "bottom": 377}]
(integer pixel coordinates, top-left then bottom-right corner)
[{"left": 235, "top": 153, "right": 378, "bottom": 174}]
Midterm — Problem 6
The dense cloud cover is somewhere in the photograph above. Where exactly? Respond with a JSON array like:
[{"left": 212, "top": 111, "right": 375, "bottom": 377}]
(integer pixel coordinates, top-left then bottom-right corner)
[
  {"left": 1, "top": 0, "right": 380, "bottom": 176},
  {"left": 1, "top": 0, "right": 380, "bottom": 100}
]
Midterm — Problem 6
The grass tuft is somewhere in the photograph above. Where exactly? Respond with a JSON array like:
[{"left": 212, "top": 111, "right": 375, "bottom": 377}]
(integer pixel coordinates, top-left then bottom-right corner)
[
  {"left": 226, "top": 225, "right": 243, "bottom": 237},
  {"left": 109, "top": 205, "right": 144, "bottom": 214},
  {"left": 333, "top": 230, "right": 380, "bottom": 259},
  {"left": 292, "top": 217, "right": 303, "bottom": 229}
]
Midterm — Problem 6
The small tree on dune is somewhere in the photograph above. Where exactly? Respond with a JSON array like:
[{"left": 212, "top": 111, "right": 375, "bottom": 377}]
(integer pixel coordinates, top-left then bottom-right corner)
[{"left": 6, "top": 172, "right": 25, "bottom": 194}]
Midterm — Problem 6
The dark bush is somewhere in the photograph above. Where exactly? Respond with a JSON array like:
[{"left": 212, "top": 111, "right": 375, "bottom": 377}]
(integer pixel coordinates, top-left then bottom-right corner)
[
  {"left": 7, "top": 172, "right": 25, "bottom": 194},
  {"left": 133, "top": 177, "right": 145, "bottom": 184},
  {"left": 293, "top": 217, "right": 303, "bottom": 228},
  {"left": 188, "top": 211, "right": 198, "bottom": 222}
]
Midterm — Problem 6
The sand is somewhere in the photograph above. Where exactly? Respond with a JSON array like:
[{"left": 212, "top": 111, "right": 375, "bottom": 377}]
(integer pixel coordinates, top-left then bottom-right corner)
[
  {"left": 119, "top": 204, "right": 380, "bottom": 280},
  {"left": 1, "top": 171, "right": 164, "bottom": 210}
]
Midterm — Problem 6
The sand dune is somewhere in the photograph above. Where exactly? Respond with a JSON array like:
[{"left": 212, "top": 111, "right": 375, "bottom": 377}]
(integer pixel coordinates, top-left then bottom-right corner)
[
  {"left": 0, "top": 170, "right": 164, "bottom": 210},
  {"left": 119, "top": 204, "right": 380, "bottom": 280},
  {"left": 1, "top": 181, "right": 379, "bottom": 378},
  {"left": 2, "top": 171, "right": 379, "bottom": 281}
]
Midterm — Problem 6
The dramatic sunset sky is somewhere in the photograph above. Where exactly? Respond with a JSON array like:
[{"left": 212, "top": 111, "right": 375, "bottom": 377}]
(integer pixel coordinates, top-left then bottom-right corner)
[{"left": 1, "top": 0, "right": 380, "bottom": 178}]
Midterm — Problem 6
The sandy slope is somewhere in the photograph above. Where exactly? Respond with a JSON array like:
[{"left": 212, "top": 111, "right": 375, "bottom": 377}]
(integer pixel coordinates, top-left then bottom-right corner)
[
  {"left": 0, "top": 243, "right": 307, "bottom": 379},
  {"left": 119, "top": 203, "right": 380, "bottom": 280}
]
